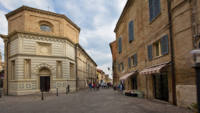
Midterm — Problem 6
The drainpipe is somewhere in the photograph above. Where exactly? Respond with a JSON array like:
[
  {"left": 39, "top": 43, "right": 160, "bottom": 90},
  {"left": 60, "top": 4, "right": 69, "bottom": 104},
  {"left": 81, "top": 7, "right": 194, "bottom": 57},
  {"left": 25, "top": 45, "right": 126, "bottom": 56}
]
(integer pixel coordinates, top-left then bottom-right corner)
[
  {"left": 6, "top": 40, "right": 9, "bottom": 95},
  {"left": 75, "top": 44, "right": 78, "bottom": 91},
  {"left": 167, "top": 0, "right": 177, "bottom": 105}
]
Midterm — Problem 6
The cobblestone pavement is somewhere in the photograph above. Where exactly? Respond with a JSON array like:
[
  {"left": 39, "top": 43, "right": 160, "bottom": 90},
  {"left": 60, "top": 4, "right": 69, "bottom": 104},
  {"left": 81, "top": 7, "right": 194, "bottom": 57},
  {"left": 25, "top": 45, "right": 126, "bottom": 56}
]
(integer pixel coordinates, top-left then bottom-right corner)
[{"left": 0, "top": 89, "right": 192, "bottom": 113}]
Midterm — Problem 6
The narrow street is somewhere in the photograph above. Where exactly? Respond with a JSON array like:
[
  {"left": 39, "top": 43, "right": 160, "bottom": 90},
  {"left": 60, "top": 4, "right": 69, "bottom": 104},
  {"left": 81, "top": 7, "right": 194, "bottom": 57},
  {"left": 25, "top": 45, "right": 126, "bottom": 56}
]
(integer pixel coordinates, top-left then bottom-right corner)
[{"left": 0, "top": 89, "right": 192, "bottom": 113}]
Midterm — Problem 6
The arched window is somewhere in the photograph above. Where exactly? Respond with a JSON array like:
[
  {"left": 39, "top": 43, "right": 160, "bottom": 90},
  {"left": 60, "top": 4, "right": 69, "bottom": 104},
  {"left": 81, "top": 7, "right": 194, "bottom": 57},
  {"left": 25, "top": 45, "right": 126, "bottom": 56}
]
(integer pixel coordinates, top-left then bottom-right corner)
[
  {"left": 39, "top": 21, "right": 53, "bottom": 32},
  {"left": 40, "top": 25, "right": 51, "bottom": 32}
]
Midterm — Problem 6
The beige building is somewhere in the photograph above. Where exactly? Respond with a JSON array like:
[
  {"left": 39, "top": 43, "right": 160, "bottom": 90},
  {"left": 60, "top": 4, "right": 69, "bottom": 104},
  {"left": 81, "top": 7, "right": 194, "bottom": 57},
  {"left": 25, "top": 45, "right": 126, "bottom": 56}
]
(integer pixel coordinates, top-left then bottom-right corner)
[
  {"left": 0, "top": 51, "right": 4, "bottom": 72},
  {"left": 0, "top": 6, "right": 97, "bottom": 95},
  {"left": 77, "top": 44, "right": 97, "bottom": 89},
  {"left": 111, "top": 0, "right": 199, "bottom": 108},
  {"left": 97, "top": 69, "right": 105, "bottom": 84}
]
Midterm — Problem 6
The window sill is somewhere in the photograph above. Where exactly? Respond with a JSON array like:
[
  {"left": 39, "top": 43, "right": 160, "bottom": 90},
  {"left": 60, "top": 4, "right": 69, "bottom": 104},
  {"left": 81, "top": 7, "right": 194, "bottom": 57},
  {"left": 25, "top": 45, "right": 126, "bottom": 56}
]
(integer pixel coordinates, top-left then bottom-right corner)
[{"left": 152, "top": 53, "right": 169, "bottom": 60}]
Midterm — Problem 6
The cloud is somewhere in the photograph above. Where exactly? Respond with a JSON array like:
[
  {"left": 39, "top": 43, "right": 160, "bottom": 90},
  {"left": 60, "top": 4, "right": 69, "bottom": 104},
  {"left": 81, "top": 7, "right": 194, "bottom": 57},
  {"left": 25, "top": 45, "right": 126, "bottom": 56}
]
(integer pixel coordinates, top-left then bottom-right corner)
[
  {"left": 0, "top": 0, "right": 55, "bottom": 11},
  {"left": 57, "top": 0, "right": 127, "bottom": 77},
  {"left": 0, "top": 10, "right": 7, "bottom": 61}
]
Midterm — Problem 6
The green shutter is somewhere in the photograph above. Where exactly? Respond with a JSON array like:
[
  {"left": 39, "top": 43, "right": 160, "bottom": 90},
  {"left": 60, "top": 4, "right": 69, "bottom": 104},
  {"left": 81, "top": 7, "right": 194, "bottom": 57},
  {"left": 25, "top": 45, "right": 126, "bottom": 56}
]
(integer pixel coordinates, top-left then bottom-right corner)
[
  {"left": 149, "top": 0, "right": 153, "bottom": 21},
  {"left": 161, "top": 35, "right": 169, "bottom": 55},
  {"left": 129, "top": 21, "right": 134, "bottom": 42},
  {"left": 149, "top": 0, "right": 161, "bottom": 22},
  {"left": 118, "top": 38, "right": 122, "bottom": 53},
  {"left": 128, "top": 57, "right": 131, "bottom": 68},
  {"left": 135, "top": 54, "right": 138, "bottom": 66},
  {"left": 118, "top": 64, "right": 120, "bottom": 72},
  {"left": 133, "top": 54, "right": 137, "bottom": 66},
  {"left": 148, "top": 45, "right": 153, "bottom": 60},
  {"left": 154, "top": 0, "right": 161, "bottom": 17}
]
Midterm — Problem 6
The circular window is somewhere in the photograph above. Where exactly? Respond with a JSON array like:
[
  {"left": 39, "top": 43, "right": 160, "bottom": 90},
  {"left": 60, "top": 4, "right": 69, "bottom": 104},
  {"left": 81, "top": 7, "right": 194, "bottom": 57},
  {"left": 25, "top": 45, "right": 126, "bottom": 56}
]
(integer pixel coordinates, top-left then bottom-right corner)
[{"left": 40, "top": 25, "right": 51, "bottom": 32}]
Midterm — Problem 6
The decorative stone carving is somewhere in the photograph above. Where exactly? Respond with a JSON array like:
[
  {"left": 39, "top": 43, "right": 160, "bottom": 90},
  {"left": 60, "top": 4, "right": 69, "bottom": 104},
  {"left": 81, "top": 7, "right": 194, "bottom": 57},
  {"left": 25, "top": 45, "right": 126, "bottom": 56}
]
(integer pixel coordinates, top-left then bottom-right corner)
[
  {"left": 34, "top": 63, "right": 55, "bottom": 74},
  {"left": 36, "top": 42, "right": 52, "bottom": 55},
  {"left": 20, "top": 33, "right": 67, "bottom": 43}
]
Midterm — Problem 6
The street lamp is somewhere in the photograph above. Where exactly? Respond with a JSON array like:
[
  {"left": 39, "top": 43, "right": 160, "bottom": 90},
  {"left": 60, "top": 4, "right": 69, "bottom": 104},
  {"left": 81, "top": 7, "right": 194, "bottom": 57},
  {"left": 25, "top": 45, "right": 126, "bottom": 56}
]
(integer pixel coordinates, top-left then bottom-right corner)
[{"left": 191, "top": 49, "right": 200, "bottom": 112}]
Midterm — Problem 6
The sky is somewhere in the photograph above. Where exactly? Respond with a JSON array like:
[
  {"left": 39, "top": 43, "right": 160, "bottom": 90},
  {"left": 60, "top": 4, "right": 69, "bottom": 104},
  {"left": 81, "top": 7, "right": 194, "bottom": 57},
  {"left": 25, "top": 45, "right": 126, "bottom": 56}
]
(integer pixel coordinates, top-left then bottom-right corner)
[{"left": 0, "top": 0, "right": 127, "bottom": 78}]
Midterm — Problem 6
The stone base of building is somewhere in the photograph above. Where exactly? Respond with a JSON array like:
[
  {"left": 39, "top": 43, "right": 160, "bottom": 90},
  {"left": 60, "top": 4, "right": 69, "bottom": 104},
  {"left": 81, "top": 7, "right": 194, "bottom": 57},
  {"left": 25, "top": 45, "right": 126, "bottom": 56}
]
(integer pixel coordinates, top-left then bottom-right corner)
[
  {"left": 176, "top": 85, "right": 197, "bottom": 108},
  {"left": 7, "top": 87, "right": 77, "bottom": 96}
]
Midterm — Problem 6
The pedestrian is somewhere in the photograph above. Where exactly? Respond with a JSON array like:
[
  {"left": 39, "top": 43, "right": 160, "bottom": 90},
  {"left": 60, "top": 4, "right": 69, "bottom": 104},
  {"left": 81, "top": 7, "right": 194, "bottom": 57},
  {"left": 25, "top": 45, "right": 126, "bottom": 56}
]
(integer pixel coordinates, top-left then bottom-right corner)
[
  {"left": 88, "top": 82, "right": 92, "bottom": 91},
  {"left": 93, "top": 82, "right": 96, "bottom": 91}
]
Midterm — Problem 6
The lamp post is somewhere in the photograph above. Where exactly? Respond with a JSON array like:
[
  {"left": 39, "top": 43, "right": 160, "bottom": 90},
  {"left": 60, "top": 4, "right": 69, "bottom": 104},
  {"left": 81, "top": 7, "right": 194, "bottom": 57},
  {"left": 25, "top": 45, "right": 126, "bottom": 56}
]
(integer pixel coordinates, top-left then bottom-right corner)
[{"left": 191, "top": 49, "right": 200, "bottom": 112}]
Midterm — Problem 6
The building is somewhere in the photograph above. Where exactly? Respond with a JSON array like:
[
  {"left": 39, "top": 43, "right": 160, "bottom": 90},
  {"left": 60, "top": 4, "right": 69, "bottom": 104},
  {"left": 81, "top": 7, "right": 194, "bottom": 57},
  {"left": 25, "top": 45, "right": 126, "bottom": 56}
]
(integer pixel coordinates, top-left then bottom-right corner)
[
  {"left": 104, "top": 74, "right": 112, "bottom": 84},
  {"left": 97, "top": 69, "right": 105, "bottom": 84},
  {"left": 111, "top": 0, "right": 200, "bottom": 107},
  {"left": 0, "top": 51, "right": 4, "bottom": 72},
  {"left": 110, "top": 41, "right": 118, "bottom": 86},
  {"left": 0, "top": 6, "right": 97, "bottom": 95},
  {"left": 77, "top": 44, "right": 97, "bottom": 89}
]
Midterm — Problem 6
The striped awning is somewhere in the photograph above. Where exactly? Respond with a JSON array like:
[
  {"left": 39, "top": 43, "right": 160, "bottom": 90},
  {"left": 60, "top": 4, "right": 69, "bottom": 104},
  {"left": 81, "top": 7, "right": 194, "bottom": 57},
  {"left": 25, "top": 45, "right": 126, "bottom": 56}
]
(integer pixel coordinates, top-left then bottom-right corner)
[
  {"left": 140, "top": 63, "right": 169, "bottom": 75},
  {"left": 120, "top": 71, "right": 137, "bottom": 80}
]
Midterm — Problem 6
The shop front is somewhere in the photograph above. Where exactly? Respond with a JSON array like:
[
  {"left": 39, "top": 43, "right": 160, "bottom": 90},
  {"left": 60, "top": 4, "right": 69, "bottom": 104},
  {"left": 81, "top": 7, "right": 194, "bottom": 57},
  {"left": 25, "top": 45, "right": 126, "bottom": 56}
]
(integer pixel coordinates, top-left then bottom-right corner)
[{"left": 140, "top": 62, "right": 170, "bottom": 102}]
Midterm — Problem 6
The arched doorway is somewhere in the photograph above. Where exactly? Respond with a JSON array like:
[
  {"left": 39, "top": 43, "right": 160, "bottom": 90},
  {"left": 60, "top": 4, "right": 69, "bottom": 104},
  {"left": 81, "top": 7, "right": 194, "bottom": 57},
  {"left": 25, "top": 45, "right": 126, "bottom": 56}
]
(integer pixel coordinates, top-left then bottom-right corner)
[{"left": 39, "top": 67, "right": 51, "bottom": 92}]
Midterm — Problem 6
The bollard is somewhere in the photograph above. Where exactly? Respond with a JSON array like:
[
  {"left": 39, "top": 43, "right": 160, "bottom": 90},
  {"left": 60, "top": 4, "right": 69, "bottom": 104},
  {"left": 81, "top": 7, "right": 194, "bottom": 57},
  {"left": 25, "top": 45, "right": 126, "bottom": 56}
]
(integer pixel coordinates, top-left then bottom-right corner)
[
  {"left": 41, "top": 91, "right": 44, "bottom": 100},
  {"left": 56, "top": 88, "right": 58, "bottom": 96}
]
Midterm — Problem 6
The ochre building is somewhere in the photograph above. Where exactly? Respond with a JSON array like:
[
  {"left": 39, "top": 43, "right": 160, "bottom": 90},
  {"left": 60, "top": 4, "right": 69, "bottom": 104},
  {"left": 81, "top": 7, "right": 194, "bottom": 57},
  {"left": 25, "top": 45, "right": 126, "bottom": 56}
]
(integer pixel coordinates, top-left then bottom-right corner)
[
  {"left": 0, "top": 6, "right": 97, "bottom": 95},
  {"left": 111, "top": 0, "right": 200, "bottom": 108},
  {"left": 77, "top": 44, "right": 97, "bottom": 89}
]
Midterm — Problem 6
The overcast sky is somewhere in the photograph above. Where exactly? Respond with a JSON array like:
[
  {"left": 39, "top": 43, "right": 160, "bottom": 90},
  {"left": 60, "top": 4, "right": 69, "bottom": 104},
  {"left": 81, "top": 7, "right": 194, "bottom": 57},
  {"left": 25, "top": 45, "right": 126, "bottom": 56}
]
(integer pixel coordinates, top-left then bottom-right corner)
[{"left": 0, "top": 0, "right": 127, "bottom": 78}]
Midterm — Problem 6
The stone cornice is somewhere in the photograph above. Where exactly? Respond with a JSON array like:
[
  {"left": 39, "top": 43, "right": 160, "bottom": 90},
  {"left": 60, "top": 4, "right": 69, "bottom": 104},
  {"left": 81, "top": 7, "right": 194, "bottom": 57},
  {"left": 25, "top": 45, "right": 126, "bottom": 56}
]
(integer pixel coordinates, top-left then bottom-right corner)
[
  {"left": 1, "top": 31, "right": 75, "bottom": 46},
  {"left": 6, "top": 5, "right": 80, "bottom": 32},
  {"left": 8, "top": 53, "right": 75, "bottom": 62}
]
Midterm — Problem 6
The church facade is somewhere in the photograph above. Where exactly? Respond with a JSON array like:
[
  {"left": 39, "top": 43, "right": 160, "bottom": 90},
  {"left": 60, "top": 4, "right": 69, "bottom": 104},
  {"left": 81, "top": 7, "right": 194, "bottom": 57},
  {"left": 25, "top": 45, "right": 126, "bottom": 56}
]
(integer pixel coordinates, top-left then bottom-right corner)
[{"left": 0, "top": 6, "right": 97, "bottom": 95}]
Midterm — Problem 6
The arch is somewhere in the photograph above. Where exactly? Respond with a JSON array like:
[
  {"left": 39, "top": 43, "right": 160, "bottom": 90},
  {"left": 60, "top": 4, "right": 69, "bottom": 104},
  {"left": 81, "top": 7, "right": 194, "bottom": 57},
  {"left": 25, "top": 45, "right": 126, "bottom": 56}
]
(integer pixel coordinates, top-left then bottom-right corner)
[
  {"left": 34, "top": 63, "right": 54, "bottom": 75},
  {"left": 39, "top": 20, "right": 53, "bottom": 32},
  {"left": 39, "top": 67, "right": 51, "bottom": 76}
]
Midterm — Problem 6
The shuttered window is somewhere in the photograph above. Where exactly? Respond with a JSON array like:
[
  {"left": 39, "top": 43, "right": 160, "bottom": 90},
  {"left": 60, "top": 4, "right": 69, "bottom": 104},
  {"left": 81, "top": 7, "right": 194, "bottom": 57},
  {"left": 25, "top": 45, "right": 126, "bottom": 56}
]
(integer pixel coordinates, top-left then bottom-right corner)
[
  {"left": 118, "top": 37, "right": 122, "bottom": 53},
  {"left": 134, "top": 54, "right": 138, "bottom": 66},
  {"left": 149, "top": 0, "right": 161, "bottom": 22},
  {"left": 118, "top": 64, "right": 120, "bottom": 72},
  {"left": 121, "top": 63, "right": 124, "bottom": 71},
  {"left": 128, "top": 57, "right": 131, "bottom": 68},
  {"left": 132, "top": 54, "right": 137, "bottom": 66},
  {"left": 148, "top": 45, "right": 153, "bottom": 61},
  {"left": 129, "top": 21, "right": 134, "bottom": 42},
  {"left": 161, "top": 35, "right": 169, "bottom": 55}
]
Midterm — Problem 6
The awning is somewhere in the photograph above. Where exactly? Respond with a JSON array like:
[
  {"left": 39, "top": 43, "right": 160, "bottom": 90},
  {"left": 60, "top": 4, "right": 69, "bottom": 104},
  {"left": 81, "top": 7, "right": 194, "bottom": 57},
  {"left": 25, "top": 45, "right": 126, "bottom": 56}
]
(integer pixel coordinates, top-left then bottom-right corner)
[
  {"left": 140, "top": 63, "right": 169, "bottom": 75},
  {"left": 120, "top": 71, "right": 137, "bottom": 80}
]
